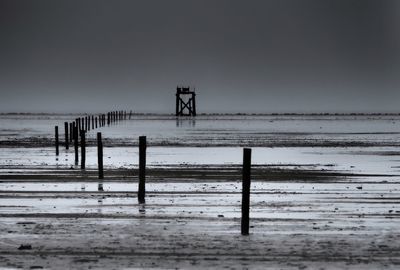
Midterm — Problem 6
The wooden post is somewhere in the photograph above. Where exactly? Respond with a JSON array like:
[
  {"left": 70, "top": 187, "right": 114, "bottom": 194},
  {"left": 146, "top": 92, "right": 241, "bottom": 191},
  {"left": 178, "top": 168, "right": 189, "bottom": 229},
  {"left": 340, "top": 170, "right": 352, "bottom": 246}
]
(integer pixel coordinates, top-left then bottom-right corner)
[
  {"left": 73, "top": 124, "right": 78, "bottom": 165},
  {"left": 55, "top": 126, "right": 59, "bottom": 156},
  {"left": 192, "top": 93, "right": 197, "bottom": 116},
  {"left": 97, "top": 132, "right": 104, "bottom": 180},
  {"left": 176, "top": 88, "right": 180, "bottom": 116},
  {"left": 92, "top": 115, "right": 94, "bottom": 129},
  {"left": 69, "top": 122, "right": 73, "bottom": 142},
  {"left": 107, "top": 113, "right": 110, "bottom": 126},
  {"left": 80, "top": 131, "right": 86, "bottom": 170},
  {"left": 95, "top": 117, "right": 98, "bottom": 129},
  {"left": 241, "top": 148, "right": 252, "bottom": 235},
  {"left": 138, "top": 136, "right": 146, "bottom": 204},
  {"left": 87, "top": 116, "right": 90, "bottom": 131},
  {"left": 64, "top": 122, "right": 69, "bottom": 150},
  {"left": 77, "top": 118, "right": 81, "bottom": 133}
]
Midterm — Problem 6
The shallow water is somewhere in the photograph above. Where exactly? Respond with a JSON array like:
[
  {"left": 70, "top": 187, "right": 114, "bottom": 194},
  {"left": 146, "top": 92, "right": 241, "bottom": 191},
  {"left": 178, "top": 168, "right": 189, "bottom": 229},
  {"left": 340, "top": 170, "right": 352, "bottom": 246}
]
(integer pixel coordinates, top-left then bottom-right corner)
[{"left": 1, "top": 113, "right": 400, "bottom": 269}]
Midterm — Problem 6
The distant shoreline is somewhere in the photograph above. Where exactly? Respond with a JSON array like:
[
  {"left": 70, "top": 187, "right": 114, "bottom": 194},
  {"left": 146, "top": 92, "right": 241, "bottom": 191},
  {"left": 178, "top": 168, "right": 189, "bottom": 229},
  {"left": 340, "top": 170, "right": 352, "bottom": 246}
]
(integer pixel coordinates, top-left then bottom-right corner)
[{"left": 1, "top": 112, "right": 400, "bottom": 116}]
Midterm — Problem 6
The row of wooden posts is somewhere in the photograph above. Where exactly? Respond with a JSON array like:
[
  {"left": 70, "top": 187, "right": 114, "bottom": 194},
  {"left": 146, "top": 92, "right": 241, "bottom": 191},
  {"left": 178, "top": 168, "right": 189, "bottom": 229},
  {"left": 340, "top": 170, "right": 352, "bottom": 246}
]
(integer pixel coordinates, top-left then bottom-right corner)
[
  {"left": 54, "top": 112, "right": 252, "bottom": 235},
  {"left": 55, "top": 110, "right": 132, "bottom": 157}
]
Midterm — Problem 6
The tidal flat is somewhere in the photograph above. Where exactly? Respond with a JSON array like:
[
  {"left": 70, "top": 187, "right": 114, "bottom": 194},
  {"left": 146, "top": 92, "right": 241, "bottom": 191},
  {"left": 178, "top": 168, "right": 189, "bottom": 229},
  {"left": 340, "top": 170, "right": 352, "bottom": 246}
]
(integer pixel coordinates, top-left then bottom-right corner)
[{"left": 1, "top": 113, "right": 400, "bottom": 269}]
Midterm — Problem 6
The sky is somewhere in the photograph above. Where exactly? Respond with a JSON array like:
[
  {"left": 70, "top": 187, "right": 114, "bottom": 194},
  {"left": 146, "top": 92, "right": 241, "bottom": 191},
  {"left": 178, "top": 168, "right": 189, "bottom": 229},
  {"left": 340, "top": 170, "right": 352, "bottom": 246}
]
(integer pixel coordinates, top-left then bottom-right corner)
[{"left": 0, "top": 0, "right": 399, "bottom": 113}]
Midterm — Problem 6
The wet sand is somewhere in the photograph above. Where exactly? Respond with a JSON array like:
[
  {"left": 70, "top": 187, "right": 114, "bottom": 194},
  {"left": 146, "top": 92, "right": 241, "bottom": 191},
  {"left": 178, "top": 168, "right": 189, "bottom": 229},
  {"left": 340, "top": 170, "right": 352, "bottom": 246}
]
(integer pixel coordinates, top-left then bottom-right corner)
[{"left": 1, "top": 114, "right": 400, "bottom": 269}]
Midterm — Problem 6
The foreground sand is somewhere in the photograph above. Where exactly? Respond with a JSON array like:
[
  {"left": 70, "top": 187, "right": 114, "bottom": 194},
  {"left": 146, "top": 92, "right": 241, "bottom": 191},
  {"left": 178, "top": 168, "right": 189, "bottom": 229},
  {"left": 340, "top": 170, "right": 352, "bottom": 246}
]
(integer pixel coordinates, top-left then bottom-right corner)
[{"left": 1, "top": 165, "right": 400, "bottom": 269}]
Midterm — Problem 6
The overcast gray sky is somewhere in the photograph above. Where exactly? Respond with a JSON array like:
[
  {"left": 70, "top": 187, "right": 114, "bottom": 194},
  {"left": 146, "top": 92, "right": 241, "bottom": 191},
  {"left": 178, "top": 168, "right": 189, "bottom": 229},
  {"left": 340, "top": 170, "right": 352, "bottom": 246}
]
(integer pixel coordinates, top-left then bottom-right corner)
[{"left": 0, "top": 0, "right": 399, "bottom": 113}]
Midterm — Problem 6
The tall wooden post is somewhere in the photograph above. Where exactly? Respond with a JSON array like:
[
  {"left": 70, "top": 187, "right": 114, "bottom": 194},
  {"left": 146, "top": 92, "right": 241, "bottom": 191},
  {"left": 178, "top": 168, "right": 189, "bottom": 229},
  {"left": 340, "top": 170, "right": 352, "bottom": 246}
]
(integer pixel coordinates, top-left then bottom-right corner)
[
  {"left": 80, "top": 131, "right": 86, "bottom": 170},
  {"left": 77, "top": 118, "right": 81, "bottom": 133},
  {"left": 92, "top": 115, "right": 94, "bottom": 129},
  {"left": 192, "top": 94, "right": 197, "bottom": 116},
  {"left": 55, "top": 126, "right": 59, "bottom": 156},
  {"left": 97, "top": 132, "right": 104, "bottom": 179},
  {"left": 69, "top": 122, "right": 73, "bottom": 142},
  {"left": 64, "top": 122, "right": 69, "bottom": 150},
  {"left": 73, "top": 124, "right": 78, "bottom": 165},
  {"left": 175, "top": 88, "right": 180, "bottom": 116},
  {"left": 138, "top": 136, "right": 146, "bottom": 204},
  {"left": 241, "top": 148, "right": 252, "bottom": 235}
]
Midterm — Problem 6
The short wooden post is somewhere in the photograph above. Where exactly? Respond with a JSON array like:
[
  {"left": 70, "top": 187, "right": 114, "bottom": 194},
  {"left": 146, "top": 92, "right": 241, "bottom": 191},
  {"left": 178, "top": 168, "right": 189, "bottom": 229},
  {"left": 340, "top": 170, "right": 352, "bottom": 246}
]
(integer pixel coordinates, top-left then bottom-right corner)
[
  {"left": 73, "top": 124, "right": 78, "bottom": 165},
  {"left": 97, "top": 132, "right": 104, "bottom": 179},
  {"left": 80, "top": 131, "right": 86, "bottom": 170},
  {"left": 64, "top": 122, "right": 69, "bottom": 150},
  {"left": 138, "top": 136, "right": 146, "bottom": 204},
  {"left": 241, "top": 148, "right": 252, "bottom": 235},
  {"left": 55, "top": 126, "right": 59, "bottom": 156}
]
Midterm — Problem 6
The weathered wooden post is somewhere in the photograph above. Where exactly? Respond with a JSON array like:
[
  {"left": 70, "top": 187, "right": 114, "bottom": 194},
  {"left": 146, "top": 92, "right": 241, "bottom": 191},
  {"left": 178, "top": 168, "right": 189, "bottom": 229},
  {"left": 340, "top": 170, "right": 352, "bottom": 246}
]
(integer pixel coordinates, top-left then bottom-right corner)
[
  {"left": 138, "top": 136, "right": 146, "bottom": 204},
  {"left": 92, "top": 115, "right": 94, "bottom": 129},
  {"left": 73, "top": 124, "right": 78, "bottom": 165},
  {"left": 97, "top": 132, "right": 104, "bottom": 179},
  {"left": 241, "top": 148, "right": 252, "bottom": 235},
  {"left": 87, "top": 116, "right": 90, "bottom": 131},
  {"left": 80, "top": 131, "right": 86, "bottom": 170},
  {"left": 107, "top": 112, "right": 110, "bottom": 126},
  {"left": 77, "top": 118, "right": 81, "bottom": 133},
  {"left": 64, "top": 122, "right": 69, "bottom": 150},
  {"left": 55, "top": 126, "right": 59, "bottom": 156},
  {"left": 97, "top": 132, "right": 104, "bottom": 191},
  {"left": 95, "top": 117, "right": 98, "bottom": 129},
  {"left": 69, "top": 122, "right": 73, "bottom": 142}
]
